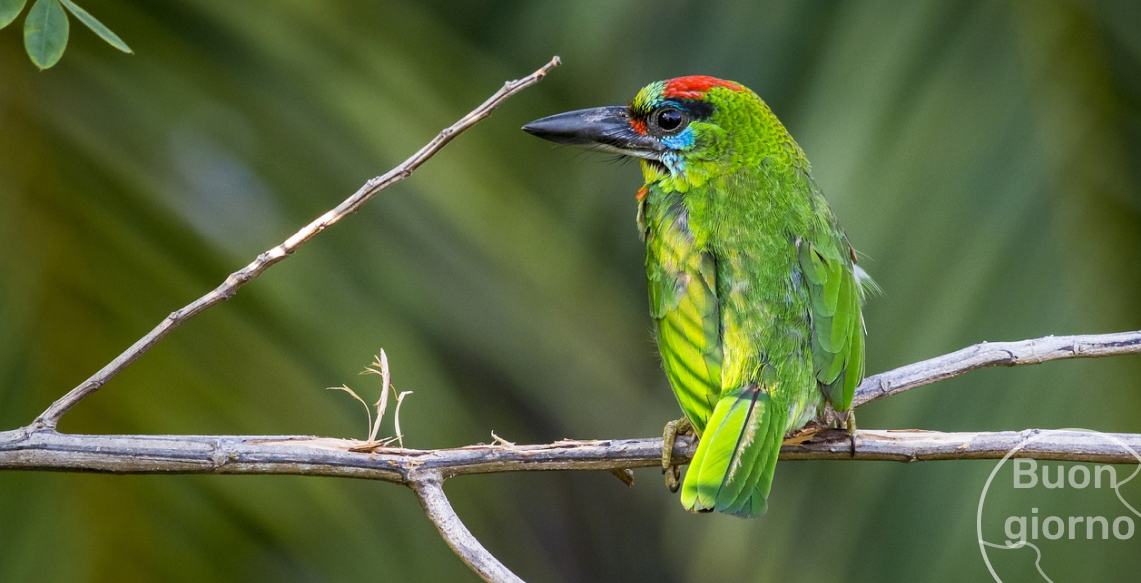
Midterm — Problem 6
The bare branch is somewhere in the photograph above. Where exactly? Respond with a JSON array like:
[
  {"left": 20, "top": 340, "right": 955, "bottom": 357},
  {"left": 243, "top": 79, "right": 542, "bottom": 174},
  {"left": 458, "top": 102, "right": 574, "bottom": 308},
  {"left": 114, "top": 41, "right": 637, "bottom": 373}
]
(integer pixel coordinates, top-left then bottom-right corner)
[
  {"left": 782, "top": 428, "right": 1141, "bottom": 463},
  {"left": 3, "top": 428, "right": 1140, "bottom": 481},
  {"left": 33, "top": 56, "right": 563, "bottom": 430},
  {"left": 853, "top": 330, "right": 1141, "bottom": 407},
  {"left": 411, "top": 474, "right": 525, "bottom": 583}
]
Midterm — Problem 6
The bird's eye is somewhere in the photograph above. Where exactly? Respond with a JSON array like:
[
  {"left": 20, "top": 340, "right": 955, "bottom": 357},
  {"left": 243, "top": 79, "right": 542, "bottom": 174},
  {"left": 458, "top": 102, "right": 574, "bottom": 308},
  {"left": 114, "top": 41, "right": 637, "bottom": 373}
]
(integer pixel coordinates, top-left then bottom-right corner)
[{"left": 650, "top": 107, "right": 688, "bottom": 135}]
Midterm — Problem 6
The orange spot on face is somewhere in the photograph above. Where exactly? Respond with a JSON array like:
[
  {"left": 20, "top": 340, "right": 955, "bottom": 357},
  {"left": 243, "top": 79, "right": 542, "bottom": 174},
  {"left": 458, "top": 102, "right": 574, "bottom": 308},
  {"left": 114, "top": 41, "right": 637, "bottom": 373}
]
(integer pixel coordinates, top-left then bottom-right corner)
[
  {"left": 630, "top": 118, "right": 648, "bottom": 135},
  {"left": 662, "top": 76, "right": 743, "bottom": 100},
  {"left": 635, "top": 186, "right": 649, "bottom": 201}
]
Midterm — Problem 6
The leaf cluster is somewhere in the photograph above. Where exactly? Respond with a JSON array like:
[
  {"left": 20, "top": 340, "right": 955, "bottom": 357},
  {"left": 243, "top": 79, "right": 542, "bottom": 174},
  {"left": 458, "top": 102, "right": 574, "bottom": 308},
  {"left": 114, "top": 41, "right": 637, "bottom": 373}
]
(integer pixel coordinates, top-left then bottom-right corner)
[{"left": 1, "top": 0, "right": 130, "bottom": 69}]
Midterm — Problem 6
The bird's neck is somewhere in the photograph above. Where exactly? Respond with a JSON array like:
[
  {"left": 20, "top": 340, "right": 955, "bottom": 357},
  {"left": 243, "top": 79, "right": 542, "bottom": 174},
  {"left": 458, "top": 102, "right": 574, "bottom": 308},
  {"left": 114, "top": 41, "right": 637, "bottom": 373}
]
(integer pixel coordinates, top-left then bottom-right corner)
[{"left": 641, "top": 162, "right": 819, "bottom": 252}]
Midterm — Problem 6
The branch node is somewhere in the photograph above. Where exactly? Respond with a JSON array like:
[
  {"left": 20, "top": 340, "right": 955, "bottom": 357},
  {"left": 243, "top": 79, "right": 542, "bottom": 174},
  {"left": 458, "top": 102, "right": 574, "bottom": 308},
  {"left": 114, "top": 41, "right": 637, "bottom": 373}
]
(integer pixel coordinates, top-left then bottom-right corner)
[{"left": 609, "top": 468, "right": 636, "bottom": 487}]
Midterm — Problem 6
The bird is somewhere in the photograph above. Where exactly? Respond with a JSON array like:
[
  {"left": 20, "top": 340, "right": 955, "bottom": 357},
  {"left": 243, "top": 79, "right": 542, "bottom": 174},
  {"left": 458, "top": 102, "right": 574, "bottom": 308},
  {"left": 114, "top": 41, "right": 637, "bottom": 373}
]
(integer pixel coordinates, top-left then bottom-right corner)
[{"left": 522, "top": 76, "right": 874, "bottom": 518}]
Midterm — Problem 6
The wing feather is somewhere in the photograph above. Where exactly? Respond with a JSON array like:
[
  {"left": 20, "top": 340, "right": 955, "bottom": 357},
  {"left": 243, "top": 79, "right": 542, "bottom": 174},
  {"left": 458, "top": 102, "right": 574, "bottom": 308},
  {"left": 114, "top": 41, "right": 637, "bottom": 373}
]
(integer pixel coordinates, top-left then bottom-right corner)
[{"left": 799, "top": 236, "right": 871, "bottom": 413}]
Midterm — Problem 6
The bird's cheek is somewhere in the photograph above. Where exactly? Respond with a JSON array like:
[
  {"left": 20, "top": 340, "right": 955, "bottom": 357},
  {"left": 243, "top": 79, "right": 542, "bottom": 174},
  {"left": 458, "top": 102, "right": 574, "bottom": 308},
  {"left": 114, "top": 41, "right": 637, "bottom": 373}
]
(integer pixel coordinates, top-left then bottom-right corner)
[{"left": 660, "top": 130, "right": 695, "bottom": 151}]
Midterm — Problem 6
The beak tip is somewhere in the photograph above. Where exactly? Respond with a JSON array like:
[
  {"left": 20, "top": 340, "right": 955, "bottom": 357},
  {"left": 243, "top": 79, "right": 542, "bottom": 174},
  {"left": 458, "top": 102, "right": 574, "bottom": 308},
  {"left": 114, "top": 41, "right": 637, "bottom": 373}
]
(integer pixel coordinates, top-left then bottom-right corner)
[{"left": 522, "top": 119, "right": 554, "bottom": 138}]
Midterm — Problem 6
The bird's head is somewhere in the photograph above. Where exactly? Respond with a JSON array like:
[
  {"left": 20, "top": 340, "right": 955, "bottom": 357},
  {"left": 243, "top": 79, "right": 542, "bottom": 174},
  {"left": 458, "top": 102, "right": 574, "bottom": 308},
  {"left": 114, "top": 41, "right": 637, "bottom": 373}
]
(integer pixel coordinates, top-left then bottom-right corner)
[{"left": 524, "top": 76, "right": 794, "bottom": 192}]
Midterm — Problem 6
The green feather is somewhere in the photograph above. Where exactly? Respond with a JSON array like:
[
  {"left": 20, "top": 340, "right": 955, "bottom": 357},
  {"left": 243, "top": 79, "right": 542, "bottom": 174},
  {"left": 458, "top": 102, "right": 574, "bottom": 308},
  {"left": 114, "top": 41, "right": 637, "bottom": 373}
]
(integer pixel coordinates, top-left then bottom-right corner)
[
  {"left": 799, "top": 243, "right": 827, "bottom": 285},
  {"left": 680, "top": 386, "right": 756, "bottom": 511},
  {"left": 648, "top": 192, "right": 722, "bottom": 434},
  {"left": 719, "top": 393, "right": 787, "bottom": 517},
  {"left": 829, "top": 271, "right": 851, "bottom": 353},
  {"left": 836, "top": 309, "right": 865, "bottom": 411},
  {"left": 819, "top": 336, "right": 846, "bottom": 383},
  {"left": 799, "top": 231, "right": 872, "bottom": 415},
  {"left": 709, "top": 387, "right": 769, "bottom": 512},
  {"left": 822, "top": 253, "right": 843, "bottom": 315}
]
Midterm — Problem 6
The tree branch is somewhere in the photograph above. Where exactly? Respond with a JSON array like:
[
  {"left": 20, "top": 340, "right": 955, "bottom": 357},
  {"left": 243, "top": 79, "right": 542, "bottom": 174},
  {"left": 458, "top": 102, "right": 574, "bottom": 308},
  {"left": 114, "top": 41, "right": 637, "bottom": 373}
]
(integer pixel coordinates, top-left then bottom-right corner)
[
  {"left": 4, "top": 427, "right": 1141, "bottom": 481},
  {"left": 411, "top": 474, "right": 525, "bottom": 583},
  {"left": 32, "top": 55, "right": 563, "bottom": 430},
  {"left": 852, "top": 330, "right": 1141, "bottom": 407}
]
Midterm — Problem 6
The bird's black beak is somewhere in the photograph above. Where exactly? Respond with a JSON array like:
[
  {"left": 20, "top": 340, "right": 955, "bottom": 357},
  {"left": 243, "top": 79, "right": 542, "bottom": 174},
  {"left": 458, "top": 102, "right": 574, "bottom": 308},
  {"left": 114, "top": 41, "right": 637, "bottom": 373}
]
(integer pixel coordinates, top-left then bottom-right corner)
[{"left": 522, "top": 106, "right": 664, "bottom": 160}]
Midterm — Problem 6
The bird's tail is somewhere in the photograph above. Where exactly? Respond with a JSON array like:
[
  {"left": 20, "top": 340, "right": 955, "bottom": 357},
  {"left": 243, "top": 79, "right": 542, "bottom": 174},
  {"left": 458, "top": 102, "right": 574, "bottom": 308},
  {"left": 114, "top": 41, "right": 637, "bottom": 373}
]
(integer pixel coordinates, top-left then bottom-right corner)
[{"left": 680, "top": 383, "right": 787, "bottom": 518}]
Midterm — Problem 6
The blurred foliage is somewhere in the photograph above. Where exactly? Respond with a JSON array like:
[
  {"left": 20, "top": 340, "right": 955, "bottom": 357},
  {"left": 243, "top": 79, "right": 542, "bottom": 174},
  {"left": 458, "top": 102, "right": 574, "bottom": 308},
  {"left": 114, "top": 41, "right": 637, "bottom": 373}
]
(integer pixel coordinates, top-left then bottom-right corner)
[
  {"left": 2, "top": 0, "right": 1140, "bottom": 581},
  {"left": 2, "top": 0, "right": 132, "bottom": 70}
]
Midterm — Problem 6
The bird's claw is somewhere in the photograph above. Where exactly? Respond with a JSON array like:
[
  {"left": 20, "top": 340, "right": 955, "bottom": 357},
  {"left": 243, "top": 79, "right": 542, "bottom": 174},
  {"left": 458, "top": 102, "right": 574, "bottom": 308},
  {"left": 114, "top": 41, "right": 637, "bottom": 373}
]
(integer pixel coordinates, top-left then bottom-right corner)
[
  {"left": 844, "top": 410, "right": 858, "bottom": 458},
  {"left": 661, "top": 417, "right": 692, "bottom": 493},
  {"left": 664, "top": 465, "right": 681, "bottom": 493}
]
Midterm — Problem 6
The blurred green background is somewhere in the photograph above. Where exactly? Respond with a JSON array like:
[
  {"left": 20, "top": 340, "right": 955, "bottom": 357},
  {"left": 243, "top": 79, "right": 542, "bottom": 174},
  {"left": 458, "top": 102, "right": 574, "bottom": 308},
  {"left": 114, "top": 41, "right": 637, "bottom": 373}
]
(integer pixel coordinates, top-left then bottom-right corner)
[{"left": 2, "top": 0, "right": 1140, "bottom": 581}]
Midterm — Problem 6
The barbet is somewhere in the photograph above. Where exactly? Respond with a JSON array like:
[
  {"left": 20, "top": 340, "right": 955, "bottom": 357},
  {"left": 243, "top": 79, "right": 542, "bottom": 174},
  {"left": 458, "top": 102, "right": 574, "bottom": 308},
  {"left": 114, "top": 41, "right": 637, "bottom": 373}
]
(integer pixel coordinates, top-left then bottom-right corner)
[{"left": 524, "top": 76, "right": 874, "bottom": 518}]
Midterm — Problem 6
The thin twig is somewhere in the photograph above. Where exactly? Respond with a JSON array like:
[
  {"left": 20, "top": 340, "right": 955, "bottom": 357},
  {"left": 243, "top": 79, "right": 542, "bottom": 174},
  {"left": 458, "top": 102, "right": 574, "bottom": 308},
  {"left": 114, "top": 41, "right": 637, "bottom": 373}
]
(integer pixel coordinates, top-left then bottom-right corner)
[
  {"left": 853, "top": 330, "right": 1141, "bottom": 407},
  {"left": 32, "top": 56, "right": 563, "bottom": 430},
  {"left": 410, "top": 474, "right": 525, "bottom": 583}
]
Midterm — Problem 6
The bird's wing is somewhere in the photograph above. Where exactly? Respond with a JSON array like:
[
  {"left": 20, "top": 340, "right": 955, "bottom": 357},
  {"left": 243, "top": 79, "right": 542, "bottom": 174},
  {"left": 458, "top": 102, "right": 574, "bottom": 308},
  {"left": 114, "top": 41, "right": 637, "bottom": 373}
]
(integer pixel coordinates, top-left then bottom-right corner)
[
  {"left": 648, "top": 236, "right": 723, "bottom": 434},
  {"left": 798, "top": 235, "right": 867, "bottom": 413}
]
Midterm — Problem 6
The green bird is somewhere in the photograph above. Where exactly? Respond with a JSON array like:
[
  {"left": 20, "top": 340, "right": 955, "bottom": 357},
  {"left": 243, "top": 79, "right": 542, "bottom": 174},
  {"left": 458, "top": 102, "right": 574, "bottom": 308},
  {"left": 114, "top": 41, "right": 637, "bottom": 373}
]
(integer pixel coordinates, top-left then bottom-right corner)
[{"left": 524, "top": 76, "right": 874, "bottom": 518}]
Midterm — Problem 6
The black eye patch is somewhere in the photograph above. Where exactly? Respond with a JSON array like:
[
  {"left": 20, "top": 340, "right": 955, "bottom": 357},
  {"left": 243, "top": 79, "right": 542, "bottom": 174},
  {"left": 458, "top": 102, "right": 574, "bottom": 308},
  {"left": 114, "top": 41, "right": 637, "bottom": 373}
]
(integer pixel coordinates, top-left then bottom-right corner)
[{"left": 673, "top": 98, "right": 714, "bottom": 120}]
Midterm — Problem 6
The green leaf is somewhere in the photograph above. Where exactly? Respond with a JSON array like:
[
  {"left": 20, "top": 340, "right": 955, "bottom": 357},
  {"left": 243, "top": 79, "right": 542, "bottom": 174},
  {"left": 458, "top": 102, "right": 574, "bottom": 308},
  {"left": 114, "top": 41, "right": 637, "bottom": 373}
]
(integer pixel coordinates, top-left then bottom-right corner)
[
  {"left": 59, "top": 0, "right": 131, "bottom": 53},
  {"left": 0, "top": 0, "right": 27, "bottom": 30},
  {"left": 23, "top": 0, "right": 68, "bottom": 70}
]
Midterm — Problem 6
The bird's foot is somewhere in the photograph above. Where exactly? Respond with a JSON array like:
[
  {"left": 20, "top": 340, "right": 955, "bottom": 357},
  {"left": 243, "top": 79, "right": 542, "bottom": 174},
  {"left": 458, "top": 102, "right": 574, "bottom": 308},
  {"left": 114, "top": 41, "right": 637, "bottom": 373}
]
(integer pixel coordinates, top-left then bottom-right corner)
[
  {"left": 835, "top": 409, "right": 858, "bottom": 457},
  {"left": 662, "top": 417, "right": 693, "bottom": 494}
]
